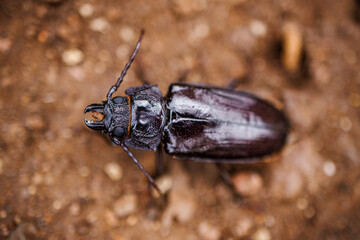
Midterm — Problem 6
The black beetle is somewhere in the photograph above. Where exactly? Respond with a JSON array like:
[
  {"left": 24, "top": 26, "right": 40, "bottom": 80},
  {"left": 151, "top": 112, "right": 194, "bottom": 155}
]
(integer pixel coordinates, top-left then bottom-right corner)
[{"left": 84, "top": 30, "right": 289, "bottom": 193}]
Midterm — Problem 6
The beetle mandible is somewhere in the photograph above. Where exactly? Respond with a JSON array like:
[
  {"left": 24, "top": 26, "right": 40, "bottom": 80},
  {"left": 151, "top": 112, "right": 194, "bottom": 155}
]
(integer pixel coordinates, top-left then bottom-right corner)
[{"left": 84, "top": 30, "right": 289, "bottom": 193}]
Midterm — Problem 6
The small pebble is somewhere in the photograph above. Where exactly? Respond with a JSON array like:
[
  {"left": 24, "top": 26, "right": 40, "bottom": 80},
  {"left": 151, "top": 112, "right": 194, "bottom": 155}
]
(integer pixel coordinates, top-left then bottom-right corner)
[
  {"left": 25, "top": 25, "right": 37, "bottom": 38},
  {"left": 113, "top": 193, "right": 138, "bottom": 218},
  {"left": 62, "top": 48, "right": 84, "bottom": 66},
  {"left": 274, "top": 169, "right": 304, "bottom": 200},
  {"left": 323, "top": 161, "right": 336, "bottom": 177},
  {"left": 79, "top": 166, "right": 90, "bottom": 177},
  {"left": 188, "top": 22, "right": 210, "bottom": 42},
  {"left": 281, "top": 22, "right": 303, "bottom": 74},
  {"left": 104, "top": 209, "right": 118, "bottom": 227},
  {"left": 249, "top": 20, "right": 267, "bottom": 37},
  {"left": 171, "top": 0, "right": 207, "bottom": 15},
  {"left": 339, "top": 117, "right": 352, "bottom": 132},
  {"left": 14, "top": 215, "right": 21, "bottom": 224},
  {"left": 104, "top": 162, "right": 123, "bottom": 181},
  {"left": 25, "top": 115, "right": 46, "bottom": 130},
  {"left": 53, "top": 200, "right": 62, "bottom": 210},
  {"left": 79, "top": 3, "right": 94, "bottom": 18},
  {"left": 90, "top": 17, "right": 110, "bottom": 33},
  {"left": 296, "top": 198, "right": 308, "bottom": 210},
  {"left": 119, "top": 26, "right": 136, "bottom": 42},
  {"left": 264, "top": 215, "right": 275, "bottom": 228},
  {"left": 9, "top": 123, "right": 27, "bottom": 141},
  {"left": 153, "top": 174, "right": 173, "bottom": 195},
  {"left": 161, "top": 163, "right": 196, "bottom": 229},
  {"left": 78, "top": 188, "right": 88, "bottom": 198},
  {"left": 0, "top": 210, "right": 7, "bottom": 218},
  {"left": 314, "top": 64, "right": 330, "bottom": 84},
  {"left": 28, "top": 185, "right": 37, "bottom": 195},
  {"left": 67, "top": 66, "right": 85, "bottom": 81},
  {"left": 162, "top": 194, "right": 196, "bottom": 229},
  {"left": 231, "top": 171, "right": 263, "bottom": 196},
  {"left": 37, "top": 30, "right": 49, "bottom": 43},
  {"left": 126, "top": 215, "right": 138, "bottom": 226},
  {"left": 35, "top": 5, "right": 47, "bottom": 18},
  {"left": 304, "top": 207, "right": 316, "bottom": 219},
  {"left": 61, "top": 128, "right": 73, "bottom": 139},
  {"left": 343, "top": 50, "right": 357, "bottom": 64},
  {"left": 69, "top": 203, "right": 80, "bottom": 216},
  {"left": 31, "top": 173, "right": 43, "bottom": 185},
  {"left": 254, "top": 215, "right": 265, "bottom": 225},
  {"left": 271, "top": 139, "right": 324, "bottom": 199},
  {"left": 252, "top": 227, "right": 271, "bottom": 240},
  {"left": 348, "top": 93, "right": 360, "bottom": 107},
  {"left": 198, "top": 221, "right": 221, "bottom": 240},
  {"left": 0, "top": 38, "right": 12, "bottom": 53},
  {"left": 234, "top": 216, "right": 254, "bottom": 238},
  {"left": 116, "top": 44, "right": 130, "bottom": 60},
  {"left": 1, "top": 77, "right": 12, "bottom": 87},
  {"left": 42, "top": 92, "right": 57, "bottom": 103},
  {"left": 44, "top": 175, "right": 55, "bottom": 186},
  {"left": 86, "top": 210, "right": 98, "bottom": 223}
]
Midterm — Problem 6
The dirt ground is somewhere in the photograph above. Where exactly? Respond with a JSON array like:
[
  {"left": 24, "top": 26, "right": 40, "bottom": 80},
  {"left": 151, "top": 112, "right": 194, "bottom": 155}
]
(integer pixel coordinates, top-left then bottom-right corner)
[{"left": 1, "top": 0, "right": 360, "bottom": 239}]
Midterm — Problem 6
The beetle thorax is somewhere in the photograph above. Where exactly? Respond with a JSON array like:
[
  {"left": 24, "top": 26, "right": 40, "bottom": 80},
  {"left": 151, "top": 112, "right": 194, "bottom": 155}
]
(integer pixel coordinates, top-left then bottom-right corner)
[{"left": 105, "top": 97, "right": 130, "bottom": 138}]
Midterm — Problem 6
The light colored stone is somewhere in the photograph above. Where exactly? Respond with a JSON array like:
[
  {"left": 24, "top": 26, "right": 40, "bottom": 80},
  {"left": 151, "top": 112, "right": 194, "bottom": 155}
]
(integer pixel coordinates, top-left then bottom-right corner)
[
  {"left": 231, "top": 171, "right": 263, "bottom": 196},
  {"left": 25, "top": 115, "right": 46, "bottom": 130},
  {"left": 113, "top": 193, "right": 137, "bottom": 218},
  {"left": 234, "top": 216, "right": 254, "bottom": 238},
  {"left": 171, "top": 0, "right": 207, "bottom": 15},
  {"left": 323, "top": 160, "right": 336, "bottom": 177},
  {"left": 90, "top": 17, "right": 110, "bottom": 33},
  {"left": 339, "top": 117, "right": 352, "bottom": 132},
  {"left": 104, "top": 209, "right": 118, "bottom": 227},
  {"left": 62, "top": 48, "right": 84, "bottom": 66},
  {"left": 104, "top": 162, "right": 123, "bottom": 181},
  {"left": 79, "top": 3, "right": 94, "bottom": 18},
  {"left": 252, "top": 227, "right": 271, "bottom": 240},
  {"left": 198, "top": 221, "right": 221, "bottom": 240},
  {"left": 281, "top": 22, "right": 303, "bottom": 74},
  {"left": 249, "top": 20, "right": 267, "bottom": 37}
]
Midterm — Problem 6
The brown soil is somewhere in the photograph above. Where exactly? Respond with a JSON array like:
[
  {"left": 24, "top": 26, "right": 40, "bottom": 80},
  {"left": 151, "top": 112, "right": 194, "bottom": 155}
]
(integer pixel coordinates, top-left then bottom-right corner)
[{"left": 1, "top": 0, "right": 360, "bottom": 239}]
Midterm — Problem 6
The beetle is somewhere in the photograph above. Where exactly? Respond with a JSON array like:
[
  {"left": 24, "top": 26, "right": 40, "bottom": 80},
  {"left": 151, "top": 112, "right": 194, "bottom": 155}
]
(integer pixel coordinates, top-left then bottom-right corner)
[{"left": 84, "top": 30, "right": 289, "bottom": 193}]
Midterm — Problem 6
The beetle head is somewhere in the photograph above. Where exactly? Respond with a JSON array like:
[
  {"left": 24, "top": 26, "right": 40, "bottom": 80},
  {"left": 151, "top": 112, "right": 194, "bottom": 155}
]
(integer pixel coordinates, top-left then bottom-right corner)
[
  {"left": 84, "top": 103, "right": 105, "bottom": 130},
  {"left": 84, "top": 30, "right": 144, "bottom": 141},
  {"left": 84, "top": 97, "right": 130, "bottom": 139}
]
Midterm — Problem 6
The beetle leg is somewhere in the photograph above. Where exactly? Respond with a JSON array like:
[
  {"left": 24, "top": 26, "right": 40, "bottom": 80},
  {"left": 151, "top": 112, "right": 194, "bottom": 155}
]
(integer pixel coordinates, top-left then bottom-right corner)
[
  {"left": 225, "top": 77, "right": 248, "bottom": 90},
  {"left": 215, "top": 163, "right": 234, "bottom": 188},
  {"left": 156, "top": 144, "right": 163, "bottom": 176},
  {"left": 119, "top": 142, "right": 162, "bottom": 195},
  {"left": 177, "top": 70, "right": 190, "bottom": 83}
]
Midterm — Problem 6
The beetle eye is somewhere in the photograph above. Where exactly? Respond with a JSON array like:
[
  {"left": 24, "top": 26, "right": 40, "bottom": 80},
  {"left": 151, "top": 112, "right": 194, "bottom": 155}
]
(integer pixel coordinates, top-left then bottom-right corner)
[
  {"left": 113, "top": 97, "right": 127, "bottom": 104},
  {"left": 113, "top": 127, "right": 126, "bottom": 138}
]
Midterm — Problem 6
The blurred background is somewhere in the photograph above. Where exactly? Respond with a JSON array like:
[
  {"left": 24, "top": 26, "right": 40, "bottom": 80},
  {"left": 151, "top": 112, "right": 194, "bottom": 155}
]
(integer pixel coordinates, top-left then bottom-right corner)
[{"left": 1, "top": 0, "right": 360, "bottom": 239}]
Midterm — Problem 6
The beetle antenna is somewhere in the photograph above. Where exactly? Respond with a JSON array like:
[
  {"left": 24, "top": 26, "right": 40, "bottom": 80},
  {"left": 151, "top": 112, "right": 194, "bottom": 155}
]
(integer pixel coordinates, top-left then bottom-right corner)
[
  {"left": 119, "top": 142, "right": 162, "bottom": 195},
  {"left": 106, "top": 29, "right": 145, "bottom": 101}
]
